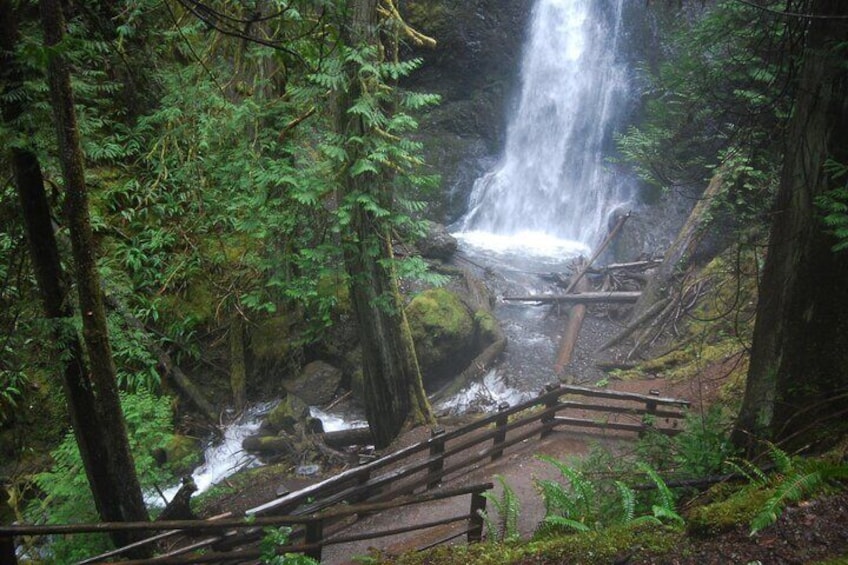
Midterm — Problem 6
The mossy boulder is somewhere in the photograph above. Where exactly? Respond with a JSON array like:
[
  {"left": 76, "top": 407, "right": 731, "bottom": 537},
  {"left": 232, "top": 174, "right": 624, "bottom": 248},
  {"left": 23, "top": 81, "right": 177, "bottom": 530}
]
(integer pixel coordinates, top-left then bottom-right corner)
[
  {"left": 157, "top": 435, "right": 203, "bottom": 476},
  {"left": 262, "top": 393, "right": 309, "bottom": 434},
  {"left": 284, "top": 361, "right": 342, "bottom": 406},
  {"left": 406, "top": 288, "right": 475, "bottom": 388},
  {"left": 242, "top": 433, "right": 296, "bottom": 456}
]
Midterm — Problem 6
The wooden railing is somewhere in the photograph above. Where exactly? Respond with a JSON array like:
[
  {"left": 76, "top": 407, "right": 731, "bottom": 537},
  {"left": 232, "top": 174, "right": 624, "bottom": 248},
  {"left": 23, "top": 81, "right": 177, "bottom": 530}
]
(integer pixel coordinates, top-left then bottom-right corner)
[{"left": 0, "top": 382, "right": 689, "bottom": 563}]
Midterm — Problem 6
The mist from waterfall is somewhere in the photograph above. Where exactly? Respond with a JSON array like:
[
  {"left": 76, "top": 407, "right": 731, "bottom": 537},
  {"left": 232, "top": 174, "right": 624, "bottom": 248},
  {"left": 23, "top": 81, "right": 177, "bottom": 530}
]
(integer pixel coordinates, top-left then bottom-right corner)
[{"left": 459, "top": 0, "right": 632, "bottom": 251}]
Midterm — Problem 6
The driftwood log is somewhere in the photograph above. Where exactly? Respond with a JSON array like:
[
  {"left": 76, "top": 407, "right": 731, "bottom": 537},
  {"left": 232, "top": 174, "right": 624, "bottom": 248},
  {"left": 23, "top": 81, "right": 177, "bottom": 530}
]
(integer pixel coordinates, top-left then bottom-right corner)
[
  {"left": 551, "top": 212, "right": 630, "bottom": 377},
  {"left": 322, "top": 427, "right": 373, "bottom": 448},
  {"left": 553, "top": 270, "right": 588, "bottom": 377},
  {"left": 504, "top": 291, "right": 641, "bottom": 304}
]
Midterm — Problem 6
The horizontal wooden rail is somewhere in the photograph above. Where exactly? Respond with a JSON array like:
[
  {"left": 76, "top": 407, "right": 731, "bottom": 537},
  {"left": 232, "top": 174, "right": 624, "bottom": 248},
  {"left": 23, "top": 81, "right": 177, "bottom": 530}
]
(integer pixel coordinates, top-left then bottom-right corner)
[
  {"left": 1, "top": 484, "right": 492, "bottom": 565},
  {"left": 4, "top": 382, "right": 691, "bottom": 564}
]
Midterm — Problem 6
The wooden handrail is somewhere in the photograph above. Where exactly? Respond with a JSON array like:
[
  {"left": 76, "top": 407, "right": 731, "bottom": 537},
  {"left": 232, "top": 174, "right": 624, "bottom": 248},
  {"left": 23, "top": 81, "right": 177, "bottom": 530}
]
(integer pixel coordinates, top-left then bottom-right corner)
[{"left": 3, "top": 382, "right": 691, "bottom": 564}]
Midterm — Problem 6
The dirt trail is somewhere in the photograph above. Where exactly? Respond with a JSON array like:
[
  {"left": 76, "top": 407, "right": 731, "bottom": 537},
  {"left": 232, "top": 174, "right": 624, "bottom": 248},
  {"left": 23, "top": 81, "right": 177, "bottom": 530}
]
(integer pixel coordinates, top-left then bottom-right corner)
[{"left": 319, "top": 374, "right": 711, "bottom": 564}]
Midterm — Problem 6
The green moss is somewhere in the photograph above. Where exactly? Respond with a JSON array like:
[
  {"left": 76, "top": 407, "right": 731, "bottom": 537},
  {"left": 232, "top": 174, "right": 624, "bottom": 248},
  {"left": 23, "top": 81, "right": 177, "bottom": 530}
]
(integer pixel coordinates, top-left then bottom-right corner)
[
  {"left": 316, "top": 272, "right": 351, "bottom": 314},
  {"left": 250, "top": 315, "right": 294, "bottom": 360},
  {"left": 475, "top": 309, "right": 498, "bottom": 342},
  {"left": 265, "top": 394, "right": 308, "bottom": 433},
  {"left": 370, "top": 523, "right": 680, "bottom": 565},
  {"left": 159, "top": 278, "right": 217, "bottom": 327},
  {"left": 406, "top": 288, "right": 474, "bottom": 370},
  {"left": 687, "top": 485, "right": 774, "bottom": 536},
  {"left": 161, "top": 435, "right": 203, "bottom": 476}
]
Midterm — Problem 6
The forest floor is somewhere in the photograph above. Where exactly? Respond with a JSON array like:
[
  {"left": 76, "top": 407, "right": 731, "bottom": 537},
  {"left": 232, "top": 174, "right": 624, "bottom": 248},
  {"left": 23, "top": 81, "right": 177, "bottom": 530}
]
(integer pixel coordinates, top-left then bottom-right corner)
[
  {"left": 194, "top": 298, "right": 848, "bottom": 565},
  {"left": 196, "top": 357, "right": 848, "bottom": 564}
]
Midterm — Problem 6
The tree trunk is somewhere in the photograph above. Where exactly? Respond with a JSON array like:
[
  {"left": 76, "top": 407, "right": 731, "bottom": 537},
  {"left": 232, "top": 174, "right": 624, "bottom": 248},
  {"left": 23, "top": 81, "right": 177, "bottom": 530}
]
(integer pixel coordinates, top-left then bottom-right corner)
[
  {"left": 230, "top": 315, "right": 247, "bottom": 413},
  {"left": 629, "top": 169, "right": 725, "bottom": 322},
  {"left": 38, "top": 0, "right": 151, "bottom": 539},
  {"left": 336, "top": 0, "right": 434, "bottom": 448},
  {"left": 733, "top": 0, "right": 848, "bottom": 454}
]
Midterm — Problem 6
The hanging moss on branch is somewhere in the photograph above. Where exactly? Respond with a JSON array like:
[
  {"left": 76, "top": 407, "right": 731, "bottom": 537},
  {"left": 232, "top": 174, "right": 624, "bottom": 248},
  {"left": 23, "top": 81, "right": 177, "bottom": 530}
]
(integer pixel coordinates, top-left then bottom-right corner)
[{"left": 378, "top": 0, "right": 437, "bottom": 49}]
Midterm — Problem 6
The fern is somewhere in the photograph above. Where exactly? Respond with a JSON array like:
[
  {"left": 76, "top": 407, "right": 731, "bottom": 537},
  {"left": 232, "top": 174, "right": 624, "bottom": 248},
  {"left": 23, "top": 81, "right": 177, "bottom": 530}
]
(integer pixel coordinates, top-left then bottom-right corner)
[
  {"left": 723, "top": 457, "right": 768, "bottom": 486},
  {"left": 540, "top": 515, "right": 591, "bottom": 533},
  {"left": 538, "top": 455, "right": 595, "bottom": 519},
  {"left": 750, "top": 461, "right": 848, "bottom": 535},
  {"left": 764, "top": 441, "right": 794, "bottom": 474},
  {"left": 480, "top": 475, "right": 521, "bottom": 543},
  {"left": 614, "top": 480, "right": 636, "bottom": 524},
  {"left": 638, "top": 463, "right": 675, "bottom": 511}
]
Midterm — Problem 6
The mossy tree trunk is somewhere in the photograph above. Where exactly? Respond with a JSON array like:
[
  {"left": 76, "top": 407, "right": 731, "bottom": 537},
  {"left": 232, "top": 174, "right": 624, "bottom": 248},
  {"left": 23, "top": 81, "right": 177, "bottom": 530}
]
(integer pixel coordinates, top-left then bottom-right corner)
[
  {"left": 37, "top": 0, "right": 151, "bottom": 539},
  {"left": 732, "top": 0, "right": 848, "bottom": 454},
  {"left": 230, "top": 315, "right": 247, "bottom": 412},
  {"left": 336, "top": 0, "right": 434, "bottom": 448}
]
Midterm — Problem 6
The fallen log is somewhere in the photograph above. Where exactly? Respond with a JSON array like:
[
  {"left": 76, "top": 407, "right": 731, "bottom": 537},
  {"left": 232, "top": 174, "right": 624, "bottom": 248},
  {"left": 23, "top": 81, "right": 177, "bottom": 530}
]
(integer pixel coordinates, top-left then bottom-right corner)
[
  {"left": 322, "top": 427, "right": 374, "bottom": 448},
  {"left": 553, "top": 269, "right": 588, "bottom": 378},
  {"left": 593, "top": 259, "right": 662, "bottom": 272},
  {"left": 504, "top": 291, "right": 641, "bottom": 304}
]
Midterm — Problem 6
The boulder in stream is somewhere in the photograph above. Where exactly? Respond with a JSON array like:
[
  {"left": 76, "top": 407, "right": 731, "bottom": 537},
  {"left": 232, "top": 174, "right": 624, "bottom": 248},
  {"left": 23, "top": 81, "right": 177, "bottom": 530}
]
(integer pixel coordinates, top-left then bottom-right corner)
[
  {"left": 417, "top": 221, "right": 458, "bottom": 261},
  {"left": 284, "top": 360, "right": 342, "bottom": 406},
  {"left": 406, "top": 288, "right": 475, "bottom": 388},
  {"left": 261, "top": 393, "right": 309, "bottom": 434}
]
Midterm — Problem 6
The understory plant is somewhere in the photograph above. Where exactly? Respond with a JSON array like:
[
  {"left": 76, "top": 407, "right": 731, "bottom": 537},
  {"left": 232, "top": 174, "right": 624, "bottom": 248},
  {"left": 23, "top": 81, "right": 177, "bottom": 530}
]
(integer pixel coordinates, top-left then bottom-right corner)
[
  {"left": 479, "top": 474, "right": 522, "bottom": 543},
  {"left": 748, "top": 443, "right": 848, "bottom": 535},
  {"left": 260, "top": 526, "right": 319, "bottom": 565},
  {"left": 535, "top": 455, "right": 683, "bottom": 537},
  {"left": 24, "top": 389, "right": 184, "bottom": 562}
]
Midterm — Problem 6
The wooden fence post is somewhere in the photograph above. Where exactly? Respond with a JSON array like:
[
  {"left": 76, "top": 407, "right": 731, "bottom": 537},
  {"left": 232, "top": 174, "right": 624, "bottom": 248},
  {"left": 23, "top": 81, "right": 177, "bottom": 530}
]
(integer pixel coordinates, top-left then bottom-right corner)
[
  {"left": 1, "top": 534, "right": 16, "bottom": 565},
  {"left": 641, "top": 389, "right": 660, "bottom": 437},
  {"left": 467, "top": 490, "right": 487, "bottom": 543},
  {"left": 491, "top": 402, "right": 510, "bottom": 461},
  {"left": 540, "top": 383, "right": 560, "bottom": 438},
  {"left": 427, "top": 426, "right": 446, "bottom": 490},
  {"left": 305, "top": 519, "right": 323, "bottom": 562}
]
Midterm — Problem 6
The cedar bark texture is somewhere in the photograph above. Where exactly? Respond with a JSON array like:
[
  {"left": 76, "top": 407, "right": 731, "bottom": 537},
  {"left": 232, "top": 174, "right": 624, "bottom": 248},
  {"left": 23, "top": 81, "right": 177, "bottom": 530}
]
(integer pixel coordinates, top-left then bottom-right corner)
[
  {"left": 733, "top": 0, "right": 848, "bottom": 453},
  {"left": 337, "top": 0, "right": 433, "bottom": 448}
]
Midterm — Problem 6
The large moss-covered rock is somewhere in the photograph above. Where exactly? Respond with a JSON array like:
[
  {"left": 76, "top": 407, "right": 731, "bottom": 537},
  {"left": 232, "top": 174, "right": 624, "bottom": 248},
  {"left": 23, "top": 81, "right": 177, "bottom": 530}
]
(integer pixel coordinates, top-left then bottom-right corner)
[
  {"left": 406, "top": 288, "right": 475, "bottom": 388},
  {"left": 284, "top": 361, "right": 342, "bottom": 406},
  {"left": 262, "top": 393, "right": 309, "bottom": 434}
]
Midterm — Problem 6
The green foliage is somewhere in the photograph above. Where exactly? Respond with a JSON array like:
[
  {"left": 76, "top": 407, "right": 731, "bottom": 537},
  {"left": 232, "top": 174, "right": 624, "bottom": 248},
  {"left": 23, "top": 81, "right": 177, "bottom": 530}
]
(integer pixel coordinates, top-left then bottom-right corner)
[
  {"left": 25, "top": 389, "right": 182, "bottom": 561},
  {"left": 816, "top": 159, "right": 848, "bottom": 251},
  {"left": 260, "top": 526, "right": 319, "bottom": 565},
  {"left": 479, "top": 475, "right": 521, "bottom": 543},
  {"left": 749, "top": 446, "right": 848, "bottom": 535},
  {"left": 534, "top": 456, "right": 682, "bottom": 538},
  {"left": 617, "top": 0, "right": 794, "bottom": 216},
  {"left": 670, "top": 406, "right": 738, "bottom": 477}
]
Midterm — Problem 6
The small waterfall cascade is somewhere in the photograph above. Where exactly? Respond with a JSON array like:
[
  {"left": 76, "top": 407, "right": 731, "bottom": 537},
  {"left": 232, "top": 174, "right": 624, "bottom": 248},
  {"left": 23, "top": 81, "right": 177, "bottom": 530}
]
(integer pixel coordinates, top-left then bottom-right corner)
[{"left": 459, "top": 0, "right": 632, "bottom": 249}]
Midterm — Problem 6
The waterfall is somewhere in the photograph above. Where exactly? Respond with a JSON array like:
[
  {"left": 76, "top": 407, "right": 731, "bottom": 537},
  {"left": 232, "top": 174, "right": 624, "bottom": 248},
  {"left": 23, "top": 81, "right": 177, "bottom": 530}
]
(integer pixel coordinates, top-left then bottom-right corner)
[{"left": 459, "top": 0, "right": 632, "bottom": 250}]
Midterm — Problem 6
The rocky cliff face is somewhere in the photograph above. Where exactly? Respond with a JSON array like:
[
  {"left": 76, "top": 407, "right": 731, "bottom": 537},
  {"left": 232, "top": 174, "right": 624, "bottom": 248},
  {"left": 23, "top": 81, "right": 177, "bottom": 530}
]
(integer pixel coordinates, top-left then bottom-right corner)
[{"left": 402, "top": 1, "right": 530, "bottom": 223}]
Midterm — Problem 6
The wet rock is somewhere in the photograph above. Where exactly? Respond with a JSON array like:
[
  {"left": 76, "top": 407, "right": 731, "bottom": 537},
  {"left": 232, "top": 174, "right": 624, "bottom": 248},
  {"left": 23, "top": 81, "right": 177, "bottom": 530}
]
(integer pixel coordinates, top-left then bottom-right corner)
[
  {"left": 399, "top": 1, "right": 528, "bottom": 222},
  {"left": 242, "top": 433, "right": 296, "bottom": 455},
  {"left": 284, "top": 360, "right": 342, "bottom": 406},
  {"left": 261, "top": 393, "right": 309, "bottom": 434},
  {"left": 153, "top": 435, "right": 203, "bottom": 477},
  {"left": 418, "top": 222, "right": 458, "bottom": 260},
  {"left": 406, "top": 288, "right": 476, "bottom": 388}
]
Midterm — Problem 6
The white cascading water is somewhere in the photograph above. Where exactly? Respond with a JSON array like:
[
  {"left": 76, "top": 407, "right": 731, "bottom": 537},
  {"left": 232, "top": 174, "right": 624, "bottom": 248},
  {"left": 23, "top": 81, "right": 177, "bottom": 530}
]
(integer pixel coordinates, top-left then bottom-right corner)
[
  {"left": 441, "top": 0, "right": 634, "bottom": 414},
  {"left": 459, "top": 0, "right": 630, "bottom": 251}
]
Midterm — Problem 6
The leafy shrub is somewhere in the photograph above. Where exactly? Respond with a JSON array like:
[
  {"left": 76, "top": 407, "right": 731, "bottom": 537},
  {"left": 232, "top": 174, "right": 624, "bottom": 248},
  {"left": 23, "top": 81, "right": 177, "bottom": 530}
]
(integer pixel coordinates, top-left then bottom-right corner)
[{"left": 25, "top": 389, "right": 182, "bottom": 561}]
